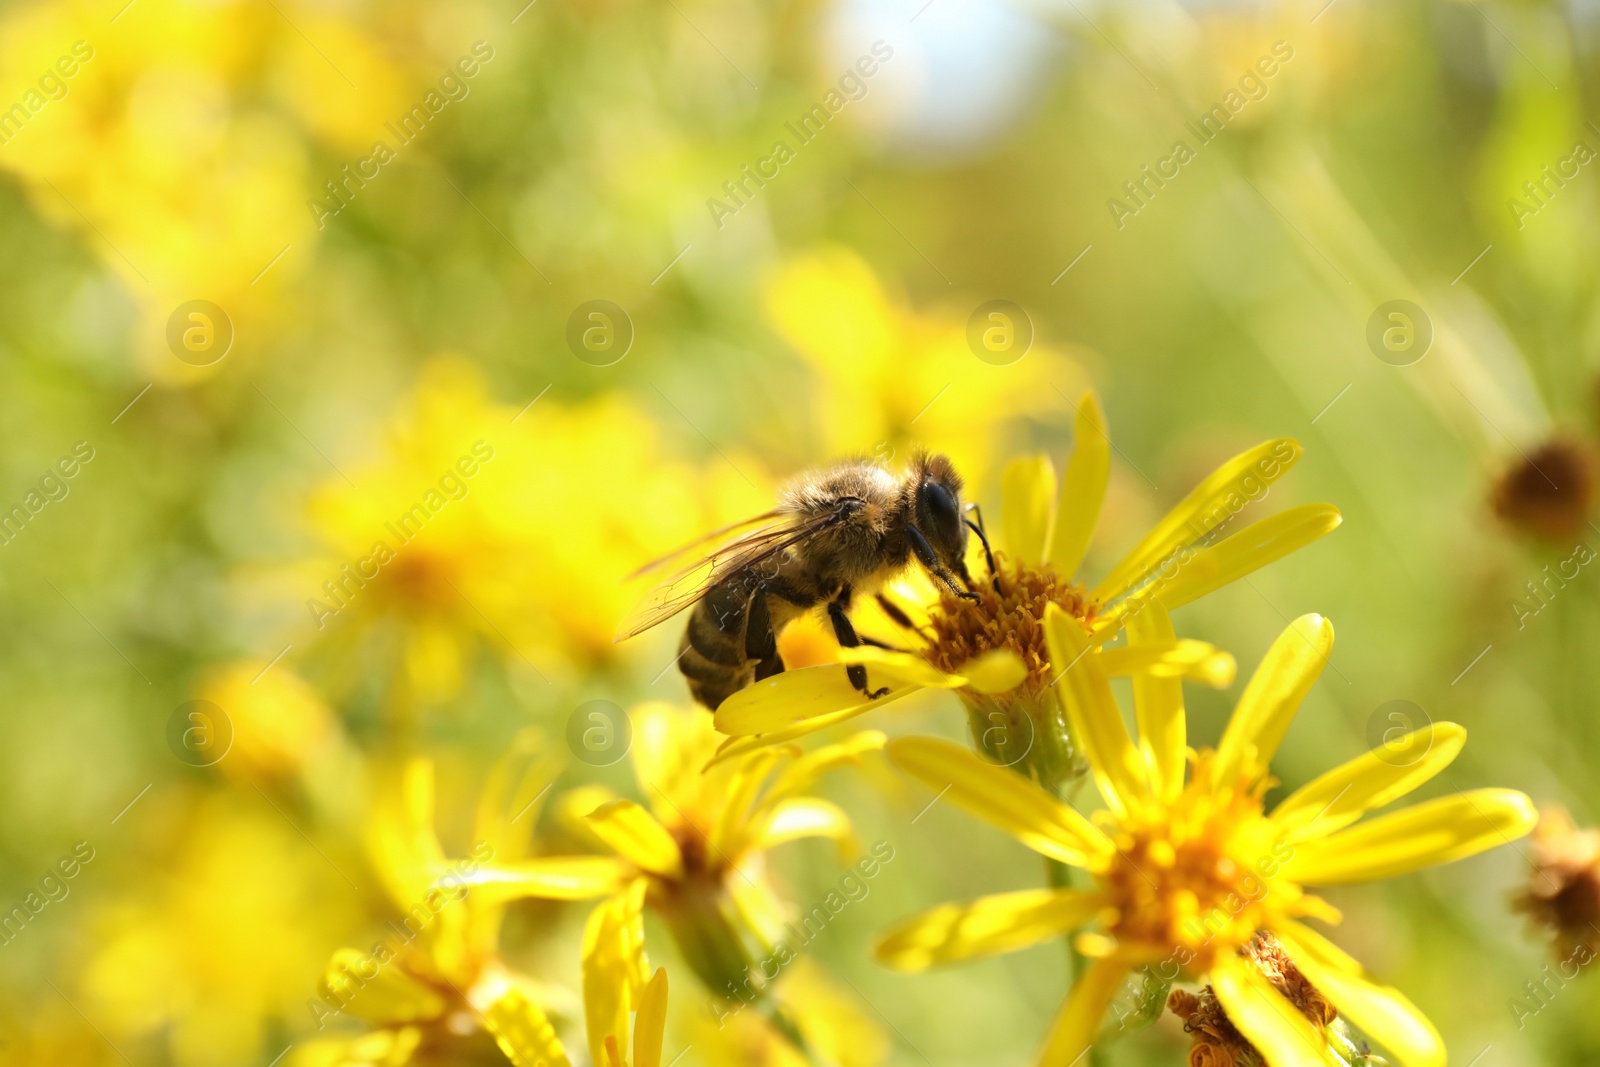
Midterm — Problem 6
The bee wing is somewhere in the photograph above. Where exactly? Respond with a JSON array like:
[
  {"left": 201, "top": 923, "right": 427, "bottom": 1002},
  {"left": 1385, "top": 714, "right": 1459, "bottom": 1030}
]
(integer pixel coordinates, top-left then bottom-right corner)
[
  {"left": 614, "top": 508, "right": 845, "bottom": 642},
  {"left": 626, "top": 508, "right": 785, "bottom": 581}
]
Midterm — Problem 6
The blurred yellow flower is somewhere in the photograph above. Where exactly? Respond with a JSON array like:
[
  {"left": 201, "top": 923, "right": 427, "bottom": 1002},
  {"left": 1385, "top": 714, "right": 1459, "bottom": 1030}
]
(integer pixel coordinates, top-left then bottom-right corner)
[
  {"left": 465, "top": 899, "right": 670, "bottom": 1067},
  {"left": 467, "top": 703, "right": 883, "bottom": 1050},
  {"left": 0, "top": 0, "right": 411, "bottom": 370},
  {"left": 283, "top": 356, "right": 767, "bottom": 710},
  {"left": 714, "top": 395, "right": 1337, "bottom": 791},
  {"left": 686, "top": 958, "right": 887, "bottom": 1067},
  {"left": 778, "top": 960, "right": 888, "bottom": 1067},
  {"left": 295, "top": 732, "right": 630, "bottom": 1067},
  {"left": 578, "top": 891, "right": 670, "bottom": 1067},
  {"left": 876, "top": 613, "right": 1537, "bottom": 1067},
  {"left": 194, "top": 660, "right": 337, "bottom": 783},
  {"left": 81, "top": 790, "right": 362, "bottom": 1067},
  {"left": 764, "top": 245, "right": 1086, "bottom": 480},
  {"left": 0, "top": 997, "right": 111, "bottom": 1067}
]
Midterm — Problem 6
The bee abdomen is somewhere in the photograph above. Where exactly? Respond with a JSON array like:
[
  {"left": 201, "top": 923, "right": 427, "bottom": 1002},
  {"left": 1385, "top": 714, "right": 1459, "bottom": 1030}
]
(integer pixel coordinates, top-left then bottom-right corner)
[
  {"left": 679, "top": 583, "right": 754, "bottom": 710},
  {"left": 687, "top": 602, "right": 745, "bottom": 666}
]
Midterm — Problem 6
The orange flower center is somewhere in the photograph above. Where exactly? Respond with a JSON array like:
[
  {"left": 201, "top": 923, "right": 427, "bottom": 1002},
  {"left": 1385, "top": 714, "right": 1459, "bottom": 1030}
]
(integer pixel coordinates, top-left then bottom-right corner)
[
  {"left": 1101, "top": 757, "right": 1282, "bottom": 973},
  {"left": 919, "top": 555, "right": 1097, "bottom": 694}
]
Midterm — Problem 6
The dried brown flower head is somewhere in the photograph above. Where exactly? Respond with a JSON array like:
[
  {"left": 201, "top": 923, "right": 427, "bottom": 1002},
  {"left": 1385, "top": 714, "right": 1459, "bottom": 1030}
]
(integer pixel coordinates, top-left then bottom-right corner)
[
  {"left": 1167, "top": 931, "right": 1336, "bottom": 1067},
  {"left": 1491, "top": 437, "right": 1596, "bottom": 543},
  {"left": 1514, "top": 805, "right": 1600, "bottom": 957}
]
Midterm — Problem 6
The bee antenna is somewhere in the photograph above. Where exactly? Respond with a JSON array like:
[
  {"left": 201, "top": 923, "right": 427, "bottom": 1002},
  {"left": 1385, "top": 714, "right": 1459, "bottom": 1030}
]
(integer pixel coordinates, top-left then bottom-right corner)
[
  {"left": 963, "top": 504, "right": 1001, "bottom": 594},
  {"left": 963, "top": 517, "right": 996, "bottom": 573}
]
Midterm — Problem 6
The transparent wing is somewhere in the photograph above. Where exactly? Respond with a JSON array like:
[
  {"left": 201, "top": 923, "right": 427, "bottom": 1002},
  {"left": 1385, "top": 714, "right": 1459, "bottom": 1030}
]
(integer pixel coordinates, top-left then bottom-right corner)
[
  {"left": 626, "top": 509, "right": 784, "bottom": 581},
  {"left": 614, "top": 507, "right": 846, "bottom": 642}
]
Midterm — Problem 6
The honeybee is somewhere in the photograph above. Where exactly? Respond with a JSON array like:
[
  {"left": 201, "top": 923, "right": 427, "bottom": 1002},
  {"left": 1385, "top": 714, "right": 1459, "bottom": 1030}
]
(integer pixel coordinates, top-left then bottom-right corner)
[{"left": 616, "top": 453, "right": 991, "bottom": 710}]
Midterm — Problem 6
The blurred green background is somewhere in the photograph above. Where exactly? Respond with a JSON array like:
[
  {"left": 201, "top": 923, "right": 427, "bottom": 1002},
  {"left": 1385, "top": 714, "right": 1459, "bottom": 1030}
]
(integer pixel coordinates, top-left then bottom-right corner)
[{"left": 1, "top": 0, "right": 1596, "bottom": 1063}]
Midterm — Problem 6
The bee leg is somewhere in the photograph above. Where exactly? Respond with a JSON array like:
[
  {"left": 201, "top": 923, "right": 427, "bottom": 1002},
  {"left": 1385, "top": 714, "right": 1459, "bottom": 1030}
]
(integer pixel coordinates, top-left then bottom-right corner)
[
  {"left": 745, "top": 586, "right": 785, "bottom": 682},
  {"left": 857, "top": 635, "right": 911, "bottom": 653},
  {"left": 827, "top": 599, "right": 890, "bottom": 700},
  {"left": 908, "top": 526, "right": 981, "bottom": 603}
]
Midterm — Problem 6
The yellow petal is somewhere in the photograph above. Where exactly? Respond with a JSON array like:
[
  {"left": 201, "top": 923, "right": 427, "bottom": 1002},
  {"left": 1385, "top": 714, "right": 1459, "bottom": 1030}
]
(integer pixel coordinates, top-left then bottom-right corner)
[
  {"left": 633, "top": 968, "right": 669, "bottom": 1067},
  {"left": 739, "top": 796, "right": 858, "bottom": 862},
  {"left": 1123, "top": 601, "right": 1185, "bottom": 803},
  {"left": 711, "top": 748, "right": 786, "bottom": 857},
  {"left": 1034, "top": 956, "right": 1127, "bottom": 1067},
  {"left": 1270, "top": 724, "right": 1466, "bottom": 843},
  {"left": 714, "top": 662, "right": 918, "bottom": 737},
  {"left": 1211, "top": 954, "right": 1342, "bottom": 1067},
  {"left": 1111, "top": 505, "right": 1341, "bottom": 621},
  {"left": 705, "top": 702, "right": 881, "bottom": 768},
  {"left": 557, "top": 784, "right": 622, "bottom": 836},
  {"left": 587, "top": 800, "right": 684, "bottom": 878},
  {"left": 1048, "top": 391, "right": 1110, "bottom": 576},
  {"left": 875, "top": 888, "right": 1105, "bottom": 971},
  {"left": 837, "top": 645, "right": 968, "bottom": 689},
  {"left": 763, "top": 731, "right": 886, "bottom": 808},
  {"left": 320, "top": 947, "right": 445, "bottom": 1024},
  {"left": 885, "top": 736, "right": 1113, "bottom": 869},
  {"left": 1096, "top": 640, "right": 1236, "bottom": 685},
  {"left": 583, "top": 881, "right": 650, "bottom": 1066},
  {"left": 395, "top": 759, "right": 447, "bottom": 892},
  {"left": 1282, "top": 788, "right": 1537, "bottom": 885},
  {"left": 1042, "top": 604, "right": 1147, "bottom": 816},
  {"left": 1092, "top": 438, "right": 1304, "bottom": 602},
  {"left": 474, "top": 731, "right": 563, "bottom": 865},
  {"left": 961, "top": 648, "right": 1030, "bottom": 694},
  {"left": 1277, "top": 920, "right": 1444, "bottom": 1067},
  {"left": 999, "top": 453, "right": 1057, "bottom": 562},
  {"left": 482, "top": 987, "right": 573, "bottom": 1067},
  {"left": 453, "top": 857, "right": 634, "bottom": 903},
  {"left": 467, "top": 734, "right": 565, "bottom": 954},
  {"left": 1213, "top": 614, "right": 1334, "bottom": 787}
]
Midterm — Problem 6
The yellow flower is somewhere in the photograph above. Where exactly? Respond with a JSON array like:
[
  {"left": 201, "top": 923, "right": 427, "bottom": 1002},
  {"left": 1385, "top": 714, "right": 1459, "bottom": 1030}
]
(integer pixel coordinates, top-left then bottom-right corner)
[
  {"left": 451, "top": 890, "right": 670, "bottom": 1067},
  {"left": 295, "top": 733, "right": 630, "bottom": 1067},
  {"left": 272, "top": 357, "right": 765, "bottom": 708},
  {"left": 0, "top": 999, "right": 108, "bottom": 1067},
  {"left": 80, "top": 789, "right": 362, "bottom": 1067},
  {"left": 193, "top": 660, "right": 338, "bottom": 783},
  {"left": 0, "top": 0, "right": 412, "bottom": 370},
  {"left": 685, "top": 958, "right": 889, "bottom": 1067},
  {"left": 874, "top": 610, "right": 1537, "bottom": 1067},
  {"left": 764, "top": 245, "right": 1085, "bottom": 479},
  {"left": 477, "top": 704, "right": 882, "bottom": 1013},
  {"left": 713, "top": 393, "right": 1338, "bottom": 788}
]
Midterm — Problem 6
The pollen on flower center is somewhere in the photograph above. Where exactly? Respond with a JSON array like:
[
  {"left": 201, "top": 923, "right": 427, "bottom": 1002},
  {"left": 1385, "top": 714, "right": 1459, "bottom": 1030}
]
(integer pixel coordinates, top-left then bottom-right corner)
[
  {"left": 920, "top": 555, "right": 1097, "bottom": 692},
  {"left": 1101, "top": 758, "right": 1281, "bottom": 972}
]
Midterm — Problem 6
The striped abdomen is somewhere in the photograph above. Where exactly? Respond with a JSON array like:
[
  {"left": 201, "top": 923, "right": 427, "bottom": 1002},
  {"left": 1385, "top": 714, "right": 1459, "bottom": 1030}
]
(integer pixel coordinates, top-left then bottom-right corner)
[{"left": 679, "top": 576, "right": 812, "bottom": 710}]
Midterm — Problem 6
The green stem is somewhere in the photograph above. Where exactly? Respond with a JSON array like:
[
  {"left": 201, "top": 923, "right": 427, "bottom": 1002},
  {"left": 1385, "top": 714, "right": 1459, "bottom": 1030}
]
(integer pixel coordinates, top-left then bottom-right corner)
[
  {"left": 1045, "top": 858, "right": 1115, "bottom": 1066},
  {"left": 759, "top": 999, "right": 823, "bottom": 1066}
]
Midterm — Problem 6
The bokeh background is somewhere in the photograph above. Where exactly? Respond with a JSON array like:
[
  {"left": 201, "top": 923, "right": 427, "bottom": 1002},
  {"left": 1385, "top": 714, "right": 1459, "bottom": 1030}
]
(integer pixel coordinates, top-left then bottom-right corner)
[{"left": 1, "top": 0, "right": 1596, "bottom": 1063}]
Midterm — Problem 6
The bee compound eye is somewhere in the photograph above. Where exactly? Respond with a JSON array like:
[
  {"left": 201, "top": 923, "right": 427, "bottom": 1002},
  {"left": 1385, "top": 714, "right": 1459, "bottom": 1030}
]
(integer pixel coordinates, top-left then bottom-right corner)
[{"left": 921, "top": 480, "right": 959, "bottom": 529}]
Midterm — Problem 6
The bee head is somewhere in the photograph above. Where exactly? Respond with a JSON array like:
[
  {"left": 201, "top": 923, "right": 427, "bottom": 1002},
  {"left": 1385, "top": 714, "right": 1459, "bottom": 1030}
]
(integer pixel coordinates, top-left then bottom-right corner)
[{"left": 911, "top": 452, "right": 970, "bottom": 577}]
